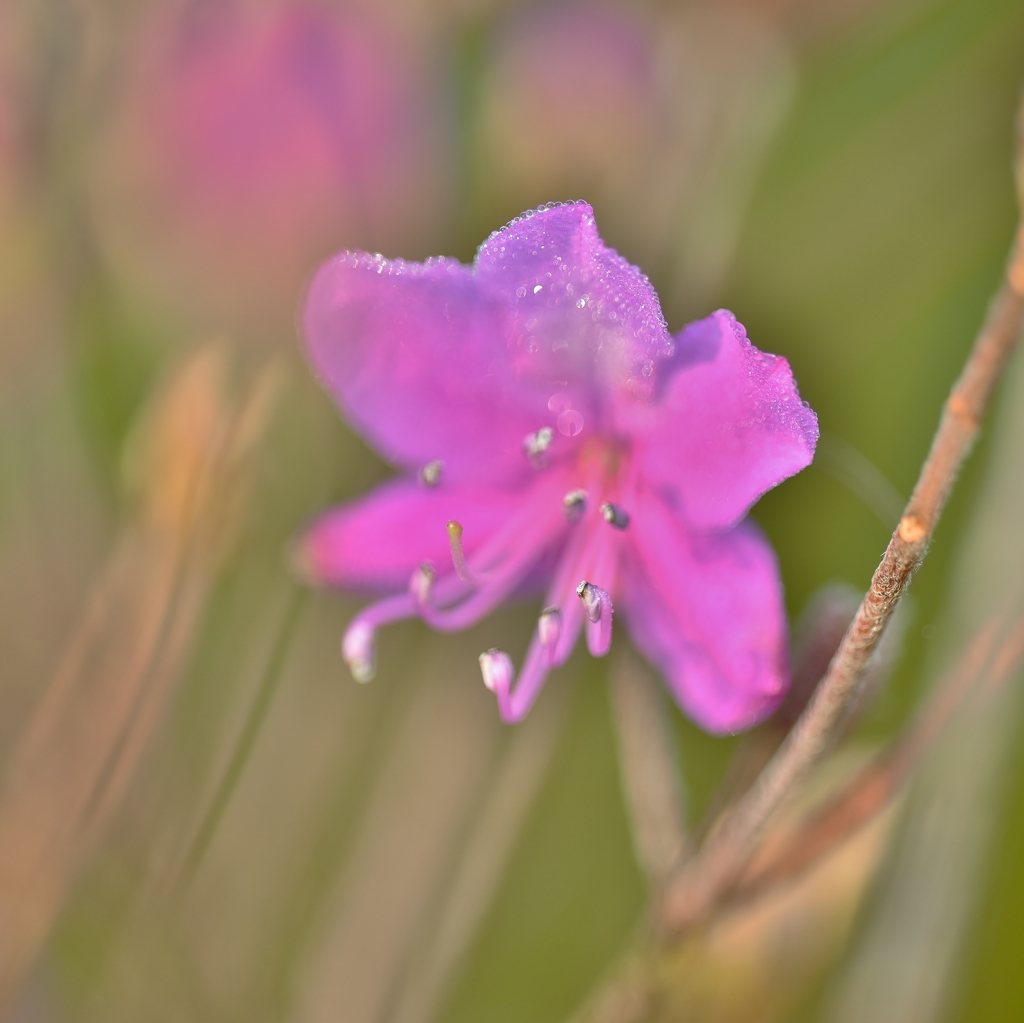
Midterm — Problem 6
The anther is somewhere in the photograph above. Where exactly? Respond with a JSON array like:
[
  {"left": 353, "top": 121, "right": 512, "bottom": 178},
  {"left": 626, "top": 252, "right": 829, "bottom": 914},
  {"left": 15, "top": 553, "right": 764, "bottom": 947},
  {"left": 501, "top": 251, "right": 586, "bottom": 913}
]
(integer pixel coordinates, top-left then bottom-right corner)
[
  {"left": 538, "top": 606, "right": 562, "bottom": 660},
  {"left": 342, "top": 621, "right": 377, "bottom": 683},
  {"left": 576, "top": 581, "right": 613, "bottom": 657},
  {"left": 576, "top": 581, "right": 604, "bottom": 623},
  {"left": 523, "top": 426, "right": 554, "bottom": 466},
  {"left": 601, "top": 502, "right": 630, "bottom": 530},
  {"left": 409, "top": 561, "right": 436, "bottom": 605},
  {"left": 420, "top": 459, "right": 444, "bottom": 486},
  {"left": 563, "top": 489, "right": 587, "bottom": 522},
  {"left": 479, "top": 648, "right": 514, "bottom": 694}
]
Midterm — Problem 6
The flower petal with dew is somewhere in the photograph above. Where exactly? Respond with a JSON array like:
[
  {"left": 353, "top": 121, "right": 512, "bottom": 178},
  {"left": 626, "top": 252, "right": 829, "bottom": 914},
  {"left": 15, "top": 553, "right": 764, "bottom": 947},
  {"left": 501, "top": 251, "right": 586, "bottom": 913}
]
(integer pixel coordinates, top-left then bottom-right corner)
[{"left": 297, "top": 202, "right": 817, "bottom": 734}]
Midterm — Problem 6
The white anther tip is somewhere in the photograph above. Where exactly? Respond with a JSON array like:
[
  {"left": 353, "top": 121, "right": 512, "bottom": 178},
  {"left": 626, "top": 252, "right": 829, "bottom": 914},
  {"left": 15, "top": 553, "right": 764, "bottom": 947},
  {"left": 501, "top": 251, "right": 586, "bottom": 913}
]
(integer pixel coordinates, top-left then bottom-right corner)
[
  {"left": 479, "top": 649, "right": 514, "bottom": 693},
  {"left": 409, "top": 561, "right": 436, "bottom": 605},
  {"left": 342, "top": 621, "right": 377, "bottom": 684},
  {"left": 563, "top": 489, "right": 588, "bottom": 522},
  {"left": 600, "top": 502, "right": 630, "bottom": 530},
  {"left": 538, "top": 606, "right": 562, "bottom": 649},
  {"left": 576, "top": 580, "right": 607, "bottom": 624},
  {"left": 420, "top": 459, "right": 444, "bottom": 486},
  {"left": 523, "top": 426, "right": 555, "bottom": 465},
  {"left": 349, "top": 659, "right": 376, "bottom": 684}
]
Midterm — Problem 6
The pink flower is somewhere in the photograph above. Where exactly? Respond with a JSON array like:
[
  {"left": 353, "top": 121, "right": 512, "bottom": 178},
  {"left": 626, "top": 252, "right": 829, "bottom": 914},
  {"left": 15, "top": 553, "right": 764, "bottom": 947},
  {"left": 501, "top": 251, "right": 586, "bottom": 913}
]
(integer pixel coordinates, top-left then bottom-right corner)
[
  {"left": 297, "top": 202, "right": 818, "bottom": 734},
  {"left": 90, "top": 0, "right": 448, "bottom": 336}
]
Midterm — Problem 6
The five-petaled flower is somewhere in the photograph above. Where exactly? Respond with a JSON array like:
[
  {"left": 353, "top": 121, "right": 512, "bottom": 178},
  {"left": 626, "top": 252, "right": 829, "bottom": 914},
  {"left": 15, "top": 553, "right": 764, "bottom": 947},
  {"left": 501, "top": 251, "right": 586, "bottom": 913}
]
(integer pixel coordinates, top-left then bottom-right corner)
[{"left": 296, "top": 202, "right": 818, "bottom": 734}]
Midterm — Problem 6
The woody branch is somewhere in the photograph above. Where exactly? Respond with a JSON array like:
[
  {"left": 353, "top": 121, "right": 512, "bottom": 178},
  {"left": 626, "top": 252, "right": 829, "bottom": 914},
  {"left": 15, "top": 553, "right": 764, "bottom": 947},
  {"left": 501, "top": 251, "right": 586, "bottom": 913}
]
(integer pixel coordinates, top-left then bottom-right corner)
[{"left": 659, "top": 100, "right": 1024, "bottom": 936}]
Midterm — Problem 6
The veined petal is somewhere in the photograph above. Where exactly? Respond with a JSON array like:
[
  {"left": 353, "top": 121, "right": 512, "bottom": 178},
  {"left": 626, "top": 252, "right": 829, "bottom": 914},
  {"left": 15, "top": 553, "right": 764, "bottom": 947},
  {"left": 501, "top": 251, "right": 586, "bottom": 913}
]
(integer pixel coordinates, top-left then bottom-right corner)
[
  {"left": 620, "top": 489, "right": 789, "bottom": 734},
  {"left": 294, "top": 478, "right": 517, "bottom": 591},
  {"left": 619, "top": 310, "right": 818, "bottom": 530},
  {"left": 304, "top": 253, "right": 550, "bottom": 484},
  {"left": 476, "top": 202, "right": 674, "bottom": 403}
]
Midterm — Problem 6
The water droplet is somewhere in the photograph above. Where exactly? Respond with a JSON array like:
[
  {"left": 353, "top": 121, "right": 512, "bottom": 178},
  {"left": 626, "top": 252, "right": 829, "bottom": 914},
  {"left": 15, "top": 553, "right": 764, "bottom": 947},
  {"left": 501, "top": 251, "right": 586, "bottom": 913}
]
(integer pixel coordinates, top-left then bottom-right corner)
[
  {"left": 548, "top": 392, "right": 571, "bottom": 413},
  {"left": 641, "top": 360, "right": 654, "bottom": 378},
  {"left": 576, "top": 297, "right": 587, "bottom": 309},
  {"left": 557, "top": 409, "right": 584, "bottom": 437},
  {"left": 516, "top": 286, "right": 527, "bottom": 298},
  {"left": 533, "top": 284, "right": 544, "bottom": 294}
]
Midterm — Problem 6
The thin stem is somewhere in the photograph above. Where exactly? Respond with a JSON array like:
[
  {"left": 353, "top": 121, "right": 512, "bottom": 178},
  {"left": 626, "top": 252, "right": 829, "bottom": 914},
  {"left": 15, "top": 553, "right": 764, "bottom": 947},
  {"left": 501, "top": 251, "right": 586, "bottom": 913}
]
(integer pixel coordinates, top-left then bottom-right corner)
[
  {"left": 178, "top": 586, "right": 306, "bottom": 886},
  {"left": 609, "top": 644, "right": 689, "bottom": 888},
  {"left": 660, "top": 217, "right": 1024, "bottom": 936},
  {"left": 729, "top": 612, "right": 1024, "bottom": 906},
  {"left": 383, "top": 681, "right": 569, "bottom": 1023}
]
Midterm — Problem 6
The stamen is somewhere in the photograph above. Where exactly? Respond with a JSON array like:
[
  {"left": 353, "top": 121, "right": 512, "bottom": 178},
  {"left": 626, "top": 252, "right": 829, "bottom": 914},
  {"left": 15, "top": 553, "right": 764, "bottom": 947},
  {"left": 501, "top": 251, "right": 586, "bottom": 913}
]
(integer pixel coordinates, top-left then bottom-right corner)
[
  {"left": 447, "top": 520, "right": 477, "bottom": 584},
  {"left": 538, "top": 606, "right": 562, "bottom": 663},
  {"left": 576, "top": 580, "right": 613, "bottom": 657},
  {"left": 479, "top": 526, "right": 595, "bottom": 723},
  {"left": 437, "top": 464, "right": 570, "bottom": 584},
  {"left": 413, "top": 477, "right": 578, "bottom": 634},
  {"left": 420, "top": 459, "right": 444, "bottom": 487},
  {"left": 479, "top": 649, "right": 514, "bottom": 694},
  {"left": 523, "top": 426, "right": 554, "bottom": 466},
  {"left": 342, "top": 621, "right": 377, "bottom": 683},
  {"left": 409, "top": 561, "right": 436, "bottom": 606},
  {"left": 478, "top": 640, "right": 551, "bottom": 723},
  {"left": 414, "top": 552, "right": 527, "bottom": 633},
  {"left": 341, "top": 592, "right": 421, "bottom": 683},
  {"left": 563, "top": 489, "right": 587, "bottom": 522},
  {"left": 601, "top": 502, "right": 630, "bottom": 530}
]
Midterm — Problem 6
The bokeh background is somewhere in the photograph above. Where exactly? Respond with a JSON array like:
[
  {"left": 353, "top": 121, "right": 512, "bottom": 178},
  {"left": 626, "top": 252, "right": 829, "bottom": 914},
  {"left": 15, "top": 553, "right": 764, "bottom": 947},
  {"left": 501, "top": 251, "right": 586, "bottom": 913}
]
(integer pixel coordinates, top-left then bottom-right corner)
[{"left": 2, "top": 0, "right": 1024, "bottom": 1020}]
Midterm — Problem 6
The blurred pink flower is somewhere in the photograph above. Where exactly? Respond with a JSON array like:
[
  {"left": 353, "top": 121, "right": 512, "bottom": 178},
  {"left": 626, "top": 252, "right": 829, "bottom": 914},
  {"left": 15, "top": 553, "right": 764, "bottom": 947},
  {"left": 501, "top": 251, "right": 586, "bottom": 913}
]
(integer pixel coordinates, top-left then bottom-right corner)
[
  {"left": 297, "top": 203, "right": 817, "bottom": 734},
  {"left": 479, "top": 2, "right": 796, "bottom": 307},
  {"left": 0, "top": 7, "right": 25, "bottom": 236},
  {"left": 90, "top": 0, "right": 449, "bottom": 338}
]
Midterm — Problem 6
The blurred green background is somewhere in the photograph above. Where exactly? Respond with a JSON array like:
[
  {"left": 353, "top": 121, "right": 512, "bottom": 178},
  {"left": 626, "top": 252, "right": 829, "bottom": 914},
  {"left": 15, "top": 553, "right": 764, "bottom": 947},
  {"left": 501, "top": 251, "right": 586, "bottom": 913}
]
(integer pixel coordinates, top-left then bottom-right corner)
[{"left": 2, "top": 0, "right": 1024, "bottom": 1020}]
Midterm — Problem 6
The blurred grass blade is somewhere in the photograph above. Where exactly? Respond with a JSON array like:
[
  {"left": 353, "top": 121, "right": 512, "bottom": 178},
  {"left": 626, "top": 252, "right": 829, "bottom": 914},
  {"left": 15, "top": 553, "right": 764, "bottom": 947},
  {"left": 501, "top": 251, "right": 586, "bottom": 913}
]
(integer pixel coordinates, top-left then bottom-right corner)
[
  {"left": 0, "top": 343, "right": 277, "bottom": 1010},
  {"left": 178, "top": 585, "right": 306, "bottom": 886}
]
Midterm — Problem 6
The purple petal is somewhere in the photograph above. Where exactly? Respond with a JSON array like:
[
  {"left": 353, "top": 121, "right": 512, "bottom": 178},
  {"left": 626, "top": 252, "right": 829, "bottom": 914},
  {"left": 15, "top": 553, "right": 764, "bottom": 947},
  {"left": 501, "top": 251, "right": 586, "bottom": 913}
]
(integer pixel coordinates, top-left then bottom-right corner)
[
  {"left": 304, "top": 253, "right": 550, "bottom": 485},
  {"left": 303, "top": 204, "right": 678, "bottom": 484},
  {"left": 476, "top": 202, "right": 675, "bottom": 402},
  {"left": 294, "top": 478, "right": 518, "bottom": 592},
  {"left": 618, "top": 310, "right": 818, "bottom": 530},
  {"left": 620, "top": 489, "right": 789, "bottom": 734}
]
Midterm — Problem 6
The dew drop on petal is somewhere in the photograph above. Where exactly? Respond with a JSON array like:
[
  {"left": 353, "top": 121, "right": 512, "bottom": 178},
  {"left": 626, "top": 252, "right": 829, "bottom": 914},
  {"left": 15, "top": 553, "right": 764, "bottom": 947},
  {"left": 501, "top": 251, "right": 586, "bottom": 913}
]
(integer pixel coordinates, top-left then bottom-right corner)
[
  {"left": 557, "top": 409, "right": 584, "bottom": 437},
  {"left": 516, "top": 286, "right": 527, "bottom": 298},
  {"left": 641, "top": 360, "right": 655, "bottom": 378}
]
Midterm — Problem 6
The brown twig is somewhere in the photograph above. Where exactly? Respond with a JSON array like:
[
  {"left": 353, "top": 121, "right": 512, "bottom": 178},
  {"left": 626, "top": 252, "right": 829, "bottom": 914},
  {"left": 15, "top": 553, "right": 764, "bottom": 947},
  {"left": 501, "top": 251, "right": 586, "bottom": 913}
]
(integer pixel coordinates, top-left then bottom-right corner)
[
  {"left": 729, "top": 613, "right": 1024, "bottom": 905},
  {"left": 659, "top": 195, "right": 1024, "bottom": 937}
]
